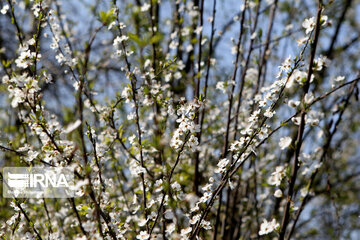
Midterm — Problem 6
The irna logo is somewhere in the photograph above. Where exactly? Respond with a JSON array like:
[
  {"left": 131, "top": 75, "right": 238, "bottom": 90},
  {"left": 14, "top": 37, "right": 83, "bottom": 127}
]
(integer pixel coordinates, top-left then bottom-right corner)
[{"left": 3, "top": 167, "right": 74, "bottom": 198}]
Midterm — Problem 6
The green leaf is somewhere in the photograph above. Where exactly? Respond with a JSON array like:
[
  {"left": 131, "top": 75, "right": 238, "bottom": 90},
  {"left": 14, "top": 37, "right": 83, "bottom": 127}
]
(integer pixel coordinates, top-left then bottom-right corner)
[
  {"left": 99, "top": 9, "right": 115, "bottom": 25},
  {"left": 199, "top": 93, "right": 204, "bottom": 101},
  {"left": 280, "top": 121, "right": 288, "bottom": 127},
  {"left": 2, "top": 60, "right": 11, "bottom": 68},
  {"left": 128, "top": 32, "right": 145, "bottom": 47},
  {"left": 150, "top": 33, "right": 163, "bottom": 44}
]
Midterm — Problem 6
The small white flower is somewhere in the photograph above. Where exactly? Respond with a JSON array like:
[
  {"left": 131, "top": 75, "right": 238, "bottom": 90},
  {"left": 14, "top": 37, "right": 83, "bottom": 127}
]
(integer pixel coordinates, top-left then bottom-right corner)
[
  {"left": 300, "top": 187, "right": 308, "bottom": 197},
  {"left": 64, "top": 119, "right": 82, "bottom": 133},
  {"left": 216, "top": 81, "right": 226, "bottom": 94},
  {"left": 136, "top": 231, "right": 150, "bottom": 240},
  {"left": 186, "top": 44, "right": 193, "bottom": 52},
  {"left": 174, "top": 71, "right": 182, "bottom": 79},
  {"left": 127, "top": 112, "right": 136, "bottom": 120},
  {"left": 26, "top": 150, "right": 39, "bottom": 162},
  {"left": 215, "top": 158, "right": 229, "bottom": 174},
  {"left": 258, "top": 127, "right": 269, "bottom": 140},
  {"left": 259, "top": 100, "right": 267, "bottom": 108},
  {"left": 288, "top": 100, "right": 300, "bottom": 108},
  {"left": 251, "top": 32, "right": 257, "bottom": 40},
  {"left": 119, "top": 22, "right": 126, "bottom": 29},
  {"left": 335, "top": 76, "right": 345, "bottom": 82},
  {"left": 230, "top": 138, "right": 245, "bottom": 152},
  {"left": 304, "top": 92, "right": 314, "bottom": 104},
  {"left": 201, "top": 220, "right": 212, "bottom": 230},
  {"left": 245, "top": 68, "right": 258, "bottom": 82},
  {"left": 180, "top": 227, "right": 192, "bottom": 236},
  {"left": 108, "top": 21, "right": 116, "bottom": 30},
  {"left": 170, "top": 138, "right": 183, "bottom": 150},
  {"left": 27, "top": 38, "right": 36, "bottom": 45},
  {"left": 121, "top": 86, "right": 132, "bottom": 102},
  {"left": 279, "top": 136, "right": 292, "bottom": 150},
  {"left": 231, "top": 45, "right": 238, "bottom": 55},
  {"left": 259, "top": 219, "right": 279, "bottom": 235},
  {"left": 297, "top": 37, "right": 308, "bottom": 46},
  {"left": 274, "top": 189, "right": 283, "bottom": 198},
  {"left": 278, "top": 55, "right": 292, "bottom": 75},
  {"left": 187, "top": 135, "right": 199, "bottom": 152},
  {"left": 217, "top": 158, "right": 229, "bottom": 168},
  {"left": 305, "top": 116, "right": 319, "bottom": 127},
  {"left": 292, "top": 70, "right": 307, "bottom": 85},
  {"left": 140, "top": 3, "right": 151, "bottom": 12},
  {"left": 171, "top": 182, "right": 181, "bottom": 191},
  {"left": 138, "top": 218, "right": 148, "bottom": 227},
  {"left": 113, "top": 35, "right": 129, "bottom": 46},
  {"left": 166, "top": 223, "right": 176, "bottom": 235},
  {"left": 194, "top": 26, "right": 203, "bottom": 35},
  {"left": 190, "top": 214, "right": 201, "bottom": 225},
  {"left": 268, "top": 166, "right": 286, "bottom": 186},
  {"left": 313, "top": 55, "right": 329, "bottom": 71},
  {"left": 264, "top": 109, "right": 275, "bottom": 118},
  {"left": 292, "top": 116, "right": 301, "bottom": 125},
  {"left": 320, "top": 15, "right": 329, "bottom": 26},
  {"left": 285, "top": 24, "right": 293, "bottom": 31},
  {"left": 199, "top": 192, "right": 212, "bottom": 203},
  {"left": 0, "top": 4, "right": 9, "bottom": 15},
  {"left": 302, "top": 17, "right": 315, "bottom": 34},
  {"left": 228, "top": 179, "right": 235, "bottom": 190},
  {"left": 154, "top": 179, "right": 163, "bottom": 192}
]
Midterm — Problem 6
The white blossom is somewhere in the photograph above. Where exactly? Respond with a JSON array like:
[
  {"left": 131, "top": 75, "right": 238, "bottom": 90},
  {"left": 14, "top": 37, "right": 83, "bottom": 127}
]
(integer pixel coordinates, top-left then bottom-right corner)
[
  {"left": 1, "top": 4, "right": 9, "bottom": 15},
  {"left": 274, "top": 189, "right": 283, "bottom": 198},
  {"left": 64, "top": 120, "right": 82, "bottom": 133},
  {"left": 259, "top": 219, "right": 279, "bottom": 235},
  {"left": 264, "top": 109, "right": 275, "bottom": 118},
  {"left": 335, "top": 76, "right": 345, "bottom": 82},
  {"left": 288, "top": 100, "right": 300, "bottom": 108},
  {"left": 140, "top": 3, "right": 151, "bottom": 12},
  {"left": 279, "top": 136, "right": 292, "bottom": 150},
  {"left": 268, "top": 166, "right": 286, "bottom": 186},
  {"left": 136, "top": 231, "right": 150, "bottom": 240},
  {"left": 302, "top": 17, "right": 315, "bottom": 34},
  {"left": 113, "top": 36, "right": 129, "bottom": 46},
  {"left": 304, "top": 92, "right": 314, "bottom": 104}
]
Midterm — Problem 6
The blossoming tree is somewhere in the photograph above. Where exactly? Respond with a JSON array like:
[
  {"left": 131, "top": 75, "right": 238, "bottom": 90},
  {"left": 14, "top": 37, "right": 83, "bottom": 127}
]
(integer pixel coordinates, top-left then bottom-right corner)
[{"left": 0, "top": 0, "right": 359, "bottom": 239}]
